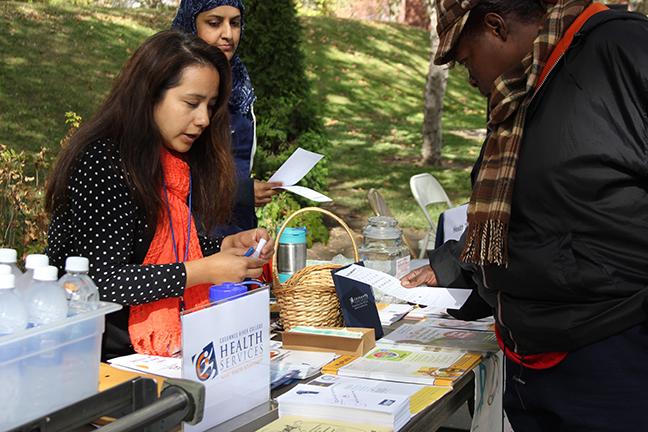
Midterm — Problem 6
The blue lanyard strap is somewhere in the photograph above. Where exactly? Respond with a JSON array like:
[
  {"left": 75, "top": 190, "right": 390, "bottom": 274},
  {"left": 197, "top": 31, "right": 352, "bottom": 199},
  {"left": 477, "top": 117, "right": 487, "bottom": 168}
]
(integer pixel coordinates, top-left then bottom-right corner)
[{"left": 162, "top": 172, "right": 193, "bottom": 263}]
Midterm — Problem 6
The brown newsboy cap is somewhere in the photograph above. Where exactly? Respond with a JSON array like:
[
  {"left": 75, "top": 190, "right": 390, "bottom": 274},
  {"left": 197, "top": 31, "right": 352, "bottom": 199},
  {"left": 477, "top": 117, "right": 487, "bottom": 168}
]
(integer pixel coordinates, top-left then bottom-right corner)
[{"left": 434, "top": 0, "right": 480, "bottom": 65}]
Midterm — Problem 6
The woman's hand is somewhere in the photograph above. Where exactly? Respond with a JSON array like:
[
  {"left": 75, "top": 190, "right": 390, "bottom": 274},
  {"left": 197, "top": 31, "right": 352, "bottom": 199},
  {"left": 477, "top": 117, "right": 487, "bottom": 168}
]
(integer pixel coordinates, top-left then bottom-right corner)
[
  {"left": 221, "top": 228, "right": 274, "bottom": 261},
  {"left": 254, "top": 180, "right": 282, "bottom": 206},
  {"left": 400, "top": 266, "right": 438, "bottom": 288},
  {"left": 184, "top": 248, "right": 266, "bottom": 287}
]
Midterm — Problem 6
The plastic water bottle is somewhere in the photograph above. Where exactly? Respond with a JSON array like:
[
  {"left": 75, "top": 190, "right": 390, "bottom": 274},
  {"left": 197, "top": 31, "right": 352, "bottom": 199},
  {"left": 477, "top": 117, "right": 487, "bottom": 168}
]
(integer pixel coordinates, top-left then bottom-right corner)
[
  {"left": 25, "top": 265, "right": 68, "bottom": 326},
  {"left": 0, "top": 272, "right": 27, "bottom": 428},
  {"left": 0, "top": 248, "right": 23, "bottom": 279},
  {"left": 59, "top": 257, "right": 100, "bottom": 315},
  {"left": 58, "top": 257, "right": 101, "bottom": 402},
  {"left": 0, "top": 272, "right": 28, "bottom": 335},
  {"left": 16, "top": 253, "right": 49, "bottom": 293},
  {"left": 21, "top": 266, "right": 67, "bottom": 416}
]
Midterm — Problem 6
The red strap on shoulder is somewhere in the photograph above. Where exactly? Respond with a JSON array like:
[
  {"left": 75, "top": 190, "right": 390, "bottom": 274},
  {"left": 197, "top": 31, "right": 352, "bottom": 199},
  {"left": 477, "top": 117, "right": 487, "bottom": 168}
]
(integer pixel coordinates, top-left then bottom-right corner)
[
  {"left": 536, "top": 3, "right": 609, "bottom": 90},
  {"left": 495, "top": 326, "right": 568, "bottom": 369}
]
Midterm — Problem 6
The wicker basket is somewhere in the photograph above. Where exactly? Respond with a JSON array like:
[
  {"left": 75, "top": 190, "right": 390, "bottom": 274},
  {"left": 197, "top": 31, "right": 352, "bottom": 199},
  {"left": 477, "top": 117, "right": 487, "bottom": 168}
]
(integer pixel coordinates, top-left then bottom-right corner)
[{"left": 272, "top": 207, "right": 359, "bottom": 330}]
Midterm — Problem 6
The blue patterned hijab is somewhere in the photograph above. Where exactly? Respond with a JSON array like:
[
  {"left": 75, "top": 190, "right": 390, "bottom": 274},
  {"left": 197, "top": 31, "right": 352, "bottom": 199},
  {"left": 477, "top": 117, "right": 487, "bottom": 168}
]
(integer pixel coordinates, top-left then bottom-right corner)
[{"left": 172, "top": 0, "right": 256, "bottom": 115}]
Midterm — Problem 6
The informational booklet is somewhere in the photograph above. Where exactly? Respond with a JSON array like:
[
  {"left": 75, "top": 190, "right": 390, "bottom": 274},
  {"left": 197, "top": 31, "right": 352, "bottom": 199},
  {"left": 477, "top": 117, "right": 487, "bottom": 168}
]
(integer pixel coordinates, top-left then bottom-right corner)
[
  {"left": 308, "top": 374, "right": 452, "bottom": 416},
  {"left": 337, "top": 346, "right": 481, "bottom": 387},
  {"left": 257, "top": 416, "right": 392, "bottom": 432},
  {"left": 335, "top": 264, "right": 471, "bottom": 308},
  {"left": 332, "top": 264, "right": 384, "bottom": 339},
  {"left": 322, "top": 355, "right": 358, "bottom": 375},
  {"left": 270, "top": 368, "right": 301, "bottom": 390},
  {"left": 277, "top": 383, "right": 411, "bottom": 431},
  {"left": 405, "top": 306, "right": 456, "bottom": 320},
  {"left": 270, "top": 348, "right": 338, "bottom": 379},
  {"left": 289, "top": 326, "right": 365, "bottom": 339},
  {"left": 268, "top": 147, "right": 332, "bottom": 202},
  {"left": 420, "top": 317, "right": 495, "bottom": 332},
  {"left": 377, "top": 303, "right": 415, "bottom": 326},
  {"left": 379, "top": 323, "right": 498, "bottom": 353},
  {"left": 107, "top": 353, "right": 181, "bottom": 378}
]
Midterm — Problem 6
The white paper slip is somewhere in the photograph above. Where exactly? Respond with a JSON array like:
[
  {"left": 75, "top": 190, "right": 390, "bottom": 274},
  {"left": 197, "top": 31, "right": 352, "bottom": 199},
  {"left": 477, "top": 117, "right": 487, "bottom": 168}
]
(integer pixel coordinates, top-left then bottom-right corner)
[
  {"left": 108, "top": 353, "right": 182, "bottom": 378},
  {"left": 267, "top": 148, "right": 331, "bottom": 202},
  {"left": 280, "top": 185, "right": 332, "bottom": 202},
  {"left": 336, "top": 264, "right": 471, "bottom": 308},
  {"left": 268, "top": 147, "right": 323, "bottom": 185}
]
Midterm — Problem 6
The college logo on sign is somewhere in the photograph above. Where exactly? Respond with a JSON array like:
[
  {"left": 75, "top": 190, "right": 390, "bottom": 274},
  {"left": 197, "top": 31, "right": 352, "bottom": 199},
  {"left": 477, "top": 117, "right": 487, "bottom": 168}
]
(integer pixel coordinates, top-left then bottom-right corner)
[{"left": 192, "top": 341, "right": 218, "bottom": 381}]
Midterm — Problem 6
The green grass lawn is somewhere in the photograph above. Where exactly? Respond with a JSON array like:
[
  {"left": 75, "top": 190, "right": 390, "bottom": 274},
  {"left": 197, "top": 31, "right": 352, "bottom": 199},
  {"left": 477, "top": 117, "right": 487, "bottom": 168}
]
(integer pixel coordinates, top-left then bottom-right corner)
[
  {"left": 0, "top": 2, "right": 172, "bottom": 154},
  {"left": 302, "top": 16, "right": 485, "bottom": 229},
  {"left": 0, "top": 2, "right": 486, "bottom": 235}
]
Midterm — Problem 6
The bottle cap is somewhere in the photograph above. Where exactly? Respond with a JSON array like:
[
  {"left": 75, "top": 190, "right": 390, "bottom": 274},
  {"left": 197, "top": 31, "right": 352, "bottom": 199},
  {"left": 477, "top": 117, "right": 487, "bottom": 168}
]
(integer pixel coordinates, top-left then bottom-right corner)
[
  {"left": 25, "top": 254, "right": 49, "bottom": 270},
  {"left": 0, "top": 274, "right": 15, "bottom": 289},
  {"left": 0, "top": 264, "right": 11, "bottom": 274},
  {"left": 33, "top": 265, "right": 59, "bottom": 282},
  {"left": 0, "top": 248, "right": 17, "bottom": 264},
  {"left": 65, "top": 256, "right": 89, "bottom": 272},
  {"left": 209, "top": 282, "right": 248, "bottom": 303},
  {"left": 278, "top": 227, "right": 307, "bottom": 245}
]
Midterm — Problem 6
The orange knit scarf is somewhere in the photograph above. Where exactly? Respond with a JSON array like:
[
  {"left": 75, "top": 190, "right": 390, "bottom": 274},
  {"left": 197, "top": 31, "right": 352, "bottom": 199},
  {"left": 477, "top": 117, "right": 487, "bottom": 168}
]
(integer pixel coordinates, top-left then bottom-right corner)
[{"left": 128, "top": 148, "right": 211, "bottom": 356}]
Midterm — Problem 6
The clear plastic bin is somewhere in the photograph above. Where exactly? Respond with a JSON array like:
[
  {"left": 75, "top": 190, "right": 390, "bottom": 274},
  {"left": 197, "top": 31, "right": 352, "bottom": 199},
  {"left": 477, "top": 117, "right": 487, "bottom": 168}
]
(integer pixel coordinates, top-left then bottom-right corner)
[{"left": 0, "top": 302, "right": 121, "bottom": 430}]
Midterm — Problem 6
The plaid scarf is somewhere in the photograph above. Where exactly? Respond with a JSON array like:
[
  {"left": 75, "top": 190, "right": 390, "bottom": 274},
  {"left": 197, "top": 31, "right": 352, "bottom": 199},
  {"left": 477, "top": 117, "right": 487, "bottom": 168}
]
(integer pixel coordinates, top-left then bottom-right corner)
[{"left": 460, "top": 0, "right": 592, "bottom": 266}]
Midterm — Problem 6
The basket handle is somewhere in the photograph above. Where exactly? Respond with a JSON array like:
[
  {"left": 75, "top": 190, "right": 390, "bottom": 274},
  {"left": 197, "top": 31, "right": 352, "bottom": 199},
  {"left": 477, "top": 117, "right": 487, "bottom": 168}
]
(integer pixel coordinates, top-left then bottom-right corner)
[{"left": 272, "top": 207, "right": 360, "bottom": 278}]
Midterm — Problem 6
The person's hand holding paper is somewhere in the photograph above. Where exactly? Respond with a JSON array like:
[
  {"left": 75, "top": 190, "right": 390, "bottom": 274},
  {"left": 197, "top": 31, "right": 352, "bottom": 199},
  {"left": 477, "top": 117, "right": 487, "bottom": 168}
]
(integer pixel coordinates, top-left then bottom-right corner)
[
  {"left": 267, "top": 147, "right": 332, "bottom": 202},
  {"left": 336, "top": 264, "right": 470, "bottom": 309},
  {"left": 400, "top": 266, "right": 438, "bottom": 288}
]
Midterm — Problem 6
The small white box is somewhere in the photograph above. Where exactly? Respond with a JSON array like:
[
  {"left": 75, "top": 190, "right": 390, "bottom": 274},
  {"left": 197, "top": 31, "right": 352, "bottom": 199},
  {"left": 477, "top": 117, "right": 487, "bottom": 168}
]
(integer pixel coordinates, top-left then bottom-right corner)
[{"left": 0, "top": 302, "right": 121, "bottom": 429}]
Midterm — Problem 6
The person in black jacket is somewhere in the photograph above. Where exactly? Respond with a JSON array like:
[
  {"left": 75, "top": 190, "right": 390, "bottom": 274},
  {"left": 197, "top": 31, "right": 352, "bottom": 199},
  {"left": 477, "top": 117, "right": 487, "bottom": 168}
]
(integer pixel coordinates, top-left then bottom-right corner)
[{"left": 401, "top": 0, "right": 648, "bottom": 429}]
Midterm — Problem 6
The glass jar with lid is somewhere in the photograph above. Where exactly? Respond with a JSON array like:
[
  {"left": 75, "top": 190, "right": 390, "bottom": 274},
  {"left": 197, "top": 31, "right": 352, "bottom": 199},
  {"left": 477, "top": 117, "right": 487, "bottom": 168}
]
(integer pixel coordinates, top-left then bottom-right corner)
[{"left": 359, "top": 216, "right": 410, "bottom": 303}]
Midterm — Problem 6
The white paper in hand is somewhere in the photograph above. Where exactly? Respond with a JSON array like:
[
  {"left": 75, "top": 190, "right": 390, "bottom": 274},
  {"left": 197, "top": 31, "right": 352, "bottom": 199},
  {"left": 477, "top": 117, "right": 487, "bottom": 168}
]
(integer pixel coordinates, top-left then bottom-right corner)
[
  {"left": 280, "top": 185, "right": 331, "bottom": 202},
  {"left": 336, "top": 264, "right": 471, "bottom": 308},
  {"left": 268, "top": 148, "right": 331, "bottom": 202}
]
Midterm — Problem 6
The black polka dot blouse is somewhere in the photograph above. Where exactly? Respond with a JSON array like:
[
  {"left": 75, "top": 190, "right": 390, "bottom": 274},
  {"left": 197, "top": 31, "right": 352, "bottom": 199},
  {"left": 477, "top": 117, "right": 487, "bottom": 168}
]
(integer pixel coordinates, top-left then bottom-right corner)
[{"left": 46, "top": 139, "right": 222, "bottom": 306}]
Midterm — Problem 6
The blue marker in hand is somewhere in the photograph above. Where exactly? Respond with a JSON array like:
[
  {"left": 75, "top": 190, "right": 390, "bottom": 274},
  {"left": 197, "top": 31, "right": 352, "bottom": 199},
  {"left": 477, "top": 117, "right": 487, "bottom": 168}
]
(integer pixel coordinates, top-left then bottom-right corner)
[{"left": 244, "top": 238, "right": 267, "bottom": 258}]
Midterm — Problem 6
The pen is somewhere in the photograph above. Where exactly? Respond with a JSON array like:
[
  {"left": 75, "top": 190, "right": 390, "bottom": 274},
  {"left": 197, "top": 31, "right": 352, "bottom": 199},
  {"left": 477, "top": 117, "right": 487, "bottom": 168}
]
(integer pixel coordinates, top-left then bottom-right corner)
[{"left": 244, "top": 247, "right": 255, "bottom": 257}]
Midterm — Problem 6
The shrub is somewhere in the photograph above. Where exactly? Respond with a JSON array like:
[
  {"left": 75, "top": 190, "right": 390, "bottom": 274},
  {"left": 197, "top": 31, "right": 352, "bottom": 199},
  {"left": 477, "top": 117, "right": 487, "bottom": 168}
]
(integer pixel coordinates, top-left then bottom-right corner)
[
  {"left": 241, "top": 0, "right": 330, "bottom": 241},
  {"left": 0, "top": 145, "right": 50, "bottom": 259},
  {"left": 0, "top": 112, "right": 80, "bottom": 260}
]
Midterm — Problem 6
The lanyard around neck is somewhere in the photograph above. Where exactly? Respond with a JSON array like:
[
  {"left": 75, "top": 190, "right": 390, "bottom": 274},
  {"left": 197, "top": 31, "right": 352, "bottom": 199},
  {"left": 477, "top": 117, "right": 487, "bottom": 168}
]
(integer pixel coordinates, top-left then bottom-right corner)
[{"left": 162, "top": 172, "right": 193, "bottom": 263}]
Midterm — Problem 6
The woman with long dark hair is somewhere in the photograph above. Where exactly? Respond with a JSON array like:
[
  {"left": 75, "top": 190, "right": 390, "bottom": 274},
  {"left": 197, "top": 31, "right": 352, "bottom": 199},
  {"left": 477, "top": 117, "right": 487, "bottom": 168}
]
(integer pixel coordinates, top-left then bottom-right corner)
[{"left": 46, "top": 30, "right": 272, "bottom": 359}]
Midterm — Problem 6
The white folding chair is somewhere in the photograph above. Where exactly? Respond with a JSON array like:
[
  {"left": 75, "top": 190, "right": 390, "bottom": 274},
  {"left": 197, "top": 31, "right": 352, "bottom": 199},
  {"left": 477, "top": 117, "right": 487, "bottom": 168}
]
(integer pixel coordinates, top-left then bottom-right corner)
[{"left": 409, "top": 173, "right": 453, "bottom": 258}]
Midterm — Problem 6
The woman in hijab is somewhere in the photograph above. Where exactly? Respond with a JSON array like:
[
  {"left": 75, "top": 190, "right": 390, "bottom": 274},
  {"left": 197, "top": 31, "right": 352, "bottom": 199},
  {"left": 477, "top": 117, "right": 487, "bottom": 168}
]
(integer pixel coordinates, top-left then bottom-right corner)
[{"left": 172, "top": 0, "right": 281, "bottom": 237}]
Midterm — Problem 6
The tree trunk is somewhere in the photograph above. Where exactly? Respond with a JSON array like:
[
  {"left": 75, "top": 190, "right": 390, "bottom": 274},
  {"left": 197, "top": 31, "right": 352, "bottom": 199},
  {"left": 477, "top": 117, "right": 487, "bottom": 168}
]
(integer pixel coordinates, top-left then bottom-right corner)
[{"left": 420, "top": 1, "right": 448, "bottom": 166}]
